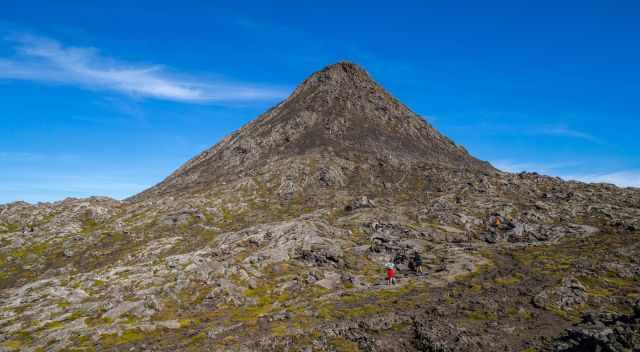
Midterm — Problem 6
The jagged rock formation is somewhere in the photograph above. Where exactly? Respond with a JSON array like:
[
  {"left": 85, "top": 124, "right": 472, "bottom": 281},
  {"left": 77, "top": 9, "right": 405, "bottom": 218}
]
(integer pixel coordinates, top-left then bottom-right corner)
[{"left": 0, "top": 62, "right": 639, "bottom": 352}]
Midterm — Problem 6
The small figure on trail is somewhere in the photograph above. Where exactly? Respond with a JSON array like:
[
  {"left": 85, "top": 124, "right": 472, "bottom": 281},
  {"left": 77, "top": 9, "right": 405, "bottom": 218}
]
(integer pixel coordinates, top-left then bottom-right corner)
[
  {"left": 384, "top": 260, "right": 397, "bottom": 285},
  {"left": 393, "top": 250, "right": 406, "bottom": 266},
  {"left": 489, "top": 214, "right": 502, "bottom": 227},
  {"left": 413, "top": 252, "right": 423, "bottom": 274}
]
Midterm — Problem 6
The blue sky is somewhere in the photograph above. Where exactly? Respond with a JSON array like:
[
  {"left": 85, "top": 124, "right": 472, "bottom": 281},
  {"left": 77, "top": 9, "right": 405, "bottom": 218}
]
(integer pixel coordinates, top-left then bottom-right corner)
[{"left": 1, "top": 1, "right": 639, "bottom": 203}]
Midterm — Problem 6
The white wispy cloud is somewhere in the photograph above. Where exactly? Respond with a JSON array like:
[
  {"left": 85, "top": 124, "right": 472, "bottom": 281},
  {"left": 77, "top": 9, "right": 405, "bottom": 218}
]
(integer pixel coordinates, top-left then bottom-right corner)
[
  {"left": 0, "top": 151, "right": 42, "bottom": 162},
  {"left": 491, "top": 159, "right": 583, "bottom": 174},
  {"left": 561, "top": 171, "right": 640, "bottom": 188},
  {"left": 0, "top": 168, "right": 155, "bottom": 203},
  {"left": 0, "top": 34, "right": 288, "bottom": 103},
  {"left": 536, "top": 125, "right": 601, "bottom": 143},
  {"left": 0, "top": 151, "right": 80, "bottom": 163},
  {"left": 441, "top": 120, "right": 603, "bottom": 144},
  {"left": 0, "top": 177, "right": 149, "bottom": 204},
  {"left": 492, "top": 159, "right": 639, "bottom": 189}
]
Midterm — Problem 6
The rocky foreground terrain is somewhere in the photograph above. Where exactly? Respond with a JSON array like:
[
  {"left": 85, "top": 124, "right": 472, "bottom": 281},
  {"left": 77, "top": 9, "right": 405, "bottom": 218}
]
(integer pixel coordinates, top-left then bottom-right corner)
[{"left": 1, "top": 62, "right": 639, "bottom": 351}]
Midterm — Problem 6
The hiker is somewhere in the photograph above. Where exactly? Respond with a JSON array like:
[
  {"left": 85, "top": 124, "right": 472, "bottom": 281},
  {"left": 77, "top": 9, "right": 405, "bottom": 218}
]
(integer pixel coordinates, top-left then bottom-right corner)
[
  {"left": 412, "top": 251, "right": 423, "bottom": 274},
  {"left": 393, "top": 252, "right": 403, "bottom": 265},
  {"left": 393, "top": 249, "right": 407, "bottom": 267},
  {"left": 384, "top": 260, "right": 397, "bottom": 285}
]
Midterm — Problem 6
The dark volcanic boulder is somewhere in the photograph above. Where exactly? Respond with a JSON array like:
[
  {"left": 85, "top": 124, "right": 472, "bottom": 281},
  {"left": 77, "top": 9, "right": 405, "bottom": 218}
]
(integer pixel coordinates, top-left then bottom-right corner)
[{"left": 552, "top": 301, "right": 640, "bottom": 352}]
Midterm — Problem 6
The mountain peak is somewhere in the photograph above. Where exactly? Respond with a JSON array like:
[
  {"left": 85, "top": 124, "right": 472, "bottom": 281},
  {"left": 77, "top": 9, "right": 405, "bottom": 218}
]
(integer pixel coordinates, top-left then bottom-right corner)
[
  {"left": 311, "top": 61, "right": 372, "bottom": 83},
  {"left": 288, "top": 61, "right": 380, "bottom": 101},
  {"left": 132, "top": 62, "right": 494, "bottom": 200}
]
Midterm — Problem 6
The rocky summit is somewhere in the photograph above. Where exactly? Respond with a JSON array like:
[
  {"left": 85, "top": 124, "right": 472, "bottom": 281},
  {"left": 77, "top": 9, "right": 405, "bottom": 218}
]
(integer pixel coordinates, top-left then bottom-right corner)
[{"left": 1, "top": 62, "right": 639, "bottom": 352}]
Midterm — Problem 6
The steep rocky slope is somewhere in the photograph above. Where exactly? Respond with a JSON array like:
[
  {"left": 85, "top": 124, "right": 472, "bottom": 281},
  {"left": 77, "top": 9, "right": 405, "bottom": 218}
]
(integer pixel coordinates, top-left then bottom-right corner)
[
  {"left": 133, "top": 62, "right": 493, "bottom": 200},
  {"left": 1, "top": 62, "right": 639, "bottom": 352}
]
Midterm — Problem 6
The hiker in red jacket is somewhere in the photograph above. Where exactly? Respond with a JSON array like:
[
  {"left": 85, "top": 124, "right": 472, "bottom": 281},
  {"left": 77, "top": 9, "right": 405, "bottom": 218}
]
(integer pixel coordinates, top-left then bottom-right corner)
[{"left": 385, "top": 260, "right": 397, "bottom": 285}]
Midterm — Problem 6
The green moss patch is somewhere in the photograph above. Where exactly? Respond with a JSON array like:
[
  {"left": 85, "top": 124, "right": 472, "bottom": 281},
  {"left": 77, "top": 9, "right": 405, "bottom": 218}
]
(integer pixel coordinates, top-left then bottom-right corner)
[
  {"left": 495, "top": 273, "right": 524, "bottom": 285},
  {"left": 99, "top": 329, "right": 145, "bottom": 346}
]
